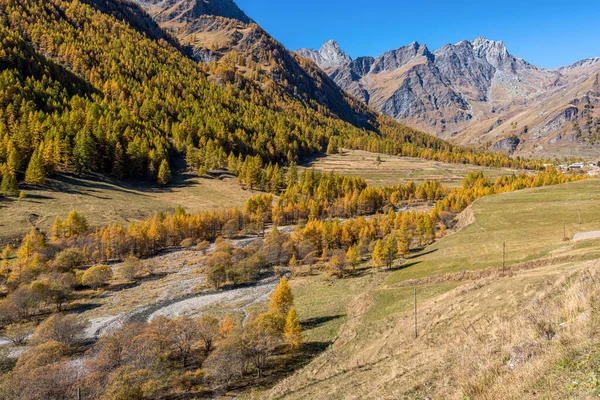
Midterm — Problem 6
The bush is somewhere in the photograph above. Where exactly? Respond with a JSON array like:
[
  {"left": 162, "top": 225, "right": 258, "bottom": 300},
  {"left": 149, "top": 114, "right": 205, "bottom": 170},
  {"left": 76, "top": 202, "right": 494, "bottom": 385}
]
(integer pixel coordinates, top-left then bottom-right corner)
[
  {"left": 119, "top": 256, "right": 143, "bottom": 281},
  {"left": 15, "top": 340, "right": 68, "bottom": 371},
  {"left": 180, "top": 238, "right": 194, "bottom": 248},
  {"left": 33, "top": 314, "right": 88, "bottom": 347},
  {"left": 82, "top": 265, "right": 113, "bottom": 289},
  {"left": 52, "top": 248, "right": 85, "bottom": 272},
  {"left": 5, "top": 321, "right": 36, "bottom": 345},
  {"left": 196, "top": 240, "right": 210, "bottom": 254}
]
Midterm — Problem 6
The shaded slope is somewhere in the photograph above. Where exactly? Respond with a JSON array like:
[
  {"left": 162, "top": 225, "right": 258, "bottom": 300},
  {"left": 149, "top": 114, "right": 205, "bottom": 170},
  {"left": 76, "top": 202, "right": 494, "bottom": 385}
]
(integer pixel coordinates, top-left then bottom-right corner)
[{"left": 132, "top": 0, "right": 383, "bottom": 130}]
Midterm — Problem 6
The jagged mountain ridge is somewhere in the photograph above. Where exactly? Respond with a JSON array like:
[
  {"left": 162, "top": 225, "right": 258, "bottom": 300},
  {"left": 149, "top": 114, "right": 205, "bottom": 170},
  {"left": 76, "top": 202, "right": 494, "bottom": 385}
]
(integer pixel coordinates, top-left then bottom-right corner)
[{"left": 297, "top": 39, "right": 600, "bottom": 158}]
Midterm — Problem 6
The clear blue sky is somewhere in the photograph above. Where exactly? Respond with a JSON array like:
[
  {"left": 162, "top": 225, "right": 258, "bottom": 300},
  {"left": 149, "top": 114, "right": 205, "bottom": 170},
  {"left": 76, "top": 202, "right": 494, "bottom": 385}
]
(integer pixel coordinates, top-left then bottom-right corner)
[{"left": 235, "top": 0, "right": 600, "bottom": 69}]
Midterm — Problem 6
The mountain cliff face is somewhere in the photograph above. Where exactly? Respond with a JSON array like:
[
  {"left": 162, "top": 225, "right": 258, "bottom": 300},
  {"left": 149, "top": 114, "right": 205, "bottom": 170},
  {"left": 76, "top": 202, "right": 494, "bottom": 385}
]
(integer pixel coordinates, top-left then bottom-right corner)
[
  {"left": 136, "top": 0, "right": 252, "bottom": 27},
  {"left": 298, "top": 39, "right": 600, "bottom": 158},
  {"left": 131, "top": 0, "right": 383, "bottom": 130}
]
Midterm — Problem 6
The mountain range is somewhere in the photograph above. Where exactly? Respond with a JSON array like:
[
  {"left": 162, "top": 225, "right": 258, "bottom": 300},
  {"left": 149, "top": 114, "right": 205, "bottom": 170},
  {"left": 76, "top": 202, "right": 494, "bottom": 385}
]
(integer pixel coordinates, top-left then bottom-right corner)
[
  {"left": 297, "top": 39, "right": 600, "bottom": 158},
  {"left": 125, "top": 0, "right": 600, "bottom": 159}
]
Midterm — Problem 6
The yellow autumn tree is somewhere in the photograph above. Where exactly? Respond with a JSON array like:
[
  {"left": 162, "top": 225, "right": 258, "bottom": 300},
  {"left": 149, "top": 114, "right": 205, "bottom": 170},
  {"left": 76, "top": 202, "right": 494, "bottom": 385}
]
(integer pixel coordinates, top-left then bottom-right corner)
[
  {"left": 284, "top": 307, "right": 302, "bottom": 351},
  {"left": 371, "top": 239, "right": 384, "bottom": 269},
  {"left": 269, "top": 277, "right": 294, "bottom": 316},
  {"left": 218, "top": 314, "right": 235, "bottom": 339},
  {"left": 346, "top": 245, "right": 360, "bottom": 271}
]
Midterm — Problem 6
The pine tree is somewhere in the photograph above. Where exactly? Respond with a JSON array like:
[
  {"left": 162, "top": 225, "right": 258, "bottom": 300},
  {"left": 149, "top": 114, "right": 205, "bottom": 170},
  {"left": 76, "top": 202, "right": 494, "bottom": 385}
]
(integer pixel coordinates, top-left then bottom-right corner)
[
  {"left": 287, "top": 162, "right": 298, "bottom": 187},
  {"left": 269, "top": 277, "right": 294, "bottom": 316},
  {"left": 326, "top": 138, "right": 338, "bottom": 154},
  {"left": 64, "top": 209, "right": 89, "bottom": 237},
  {"left": 73, "top": 131, "right": 96, "bottom": 173},
  {"left": 24, "top": 149, "right": 46, "bottom": 185},
  {"left": 1, "top": 169, "right": 18, "bottom": 196},
  {"left": 284, "top": 307, "right": 302, "bottom": 351},
  {"left": 51, "top": 216, "right": 63, "bottom": 241},
  {"left": 382, "top": 234, "right": 398, "bottom": 269},
  {"left": 6, "top": 147, "right": 20, "bottom": 175},
  {"left": 157, "top": 159, "right": 171, "bottom": 186}
]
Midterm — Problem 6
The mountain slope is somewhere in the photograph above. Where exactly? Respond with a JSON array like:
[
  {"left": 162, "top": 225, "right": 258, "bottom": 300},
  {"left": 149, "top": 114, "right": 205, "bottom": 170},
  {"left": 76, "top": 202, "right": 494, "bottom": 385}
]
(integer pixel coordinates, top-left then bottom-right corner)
[
  {"left": 297, "top": 39, "right": 600, "bottom": 158},
  {"left": 137, "top": 0, "right": 252, "bottom": 26},
  {"left": 131, "top": 0, "right": 383, "bottom": 130},
  {"left": 266, "top": 178, "right": 600, "bottom": 399},
  {"left": 3, "top": 0, "right": 506, "bottom": 191}
]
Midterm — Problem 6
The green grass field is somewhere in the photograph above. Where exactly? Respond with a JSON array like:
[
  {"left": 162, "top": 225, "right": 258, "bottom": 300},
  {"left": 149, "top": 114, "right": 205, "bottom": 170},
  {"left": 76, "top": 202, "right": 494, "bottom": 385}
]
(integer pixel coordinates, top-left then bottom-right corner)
[
  {"left": 302, "top": 149, "right": 516, "bottom": 187},
  {"left": 387, "top": 178, "right": 600, "bottom": 285}
]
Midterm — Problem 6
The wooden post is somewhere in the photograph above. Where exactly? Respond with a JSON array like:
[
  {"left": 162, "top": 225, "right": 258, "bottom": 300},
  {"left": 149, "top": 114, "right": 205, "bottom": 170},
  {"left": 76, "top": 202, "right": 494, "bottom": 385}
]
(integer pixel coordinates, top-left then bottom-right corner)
[
  {"left": 77, "top": 388, "right": 81, "bottom": 400},
  {"left": 564, "top": 223, "right": 567, "bottom": 241},
  {"left": 579, "top": 208, "right": 582, "bottom": 225},
  {"left": 502, "top": 242, "right": 506, "bottom": 272},
  {"left": 413, "top": 287, "right": 418, "bottom": 338}
]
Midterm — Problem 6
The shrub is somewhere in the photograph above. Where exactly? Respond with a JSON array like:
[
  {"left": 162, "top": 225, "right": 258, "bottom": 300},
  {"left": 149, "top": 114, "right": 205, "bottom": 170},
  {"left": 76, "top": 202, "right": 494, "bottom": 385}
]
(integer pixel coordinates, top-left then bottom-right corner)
[
  {"left": 5, "top": 321, "right": 37, "bottom": 345},
  {"left": 180, "top": 238, "right": 194, "bottom": 248},
  {"left": 33, "top": 314, "right": 88, "bottom": 346},
  {"left": 53, "top": 248, "right": 85, "bottom": 272},
  {"left": 82, "top": 265, "right": 113, "bottom": 289},
  {"left": 119, "top": 256, "right": 143, "bottom": 281}
]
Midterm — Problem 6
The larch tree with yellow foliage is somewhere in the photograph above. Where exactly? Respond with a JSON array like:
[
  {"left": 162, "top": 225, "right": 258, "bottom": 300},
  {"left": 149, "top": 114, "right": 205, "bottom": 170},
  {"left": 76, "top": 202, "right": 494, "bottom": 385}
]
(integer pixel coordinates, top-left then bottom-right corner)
[
  {"left": 284, "top": 307, "right": 302, "bottom": 352},
  {"left": 371, "top": 239, "right": 384, "bottom": 269},
  {"left": 269, "top": 277, "right": 294, "bottom": 316}
]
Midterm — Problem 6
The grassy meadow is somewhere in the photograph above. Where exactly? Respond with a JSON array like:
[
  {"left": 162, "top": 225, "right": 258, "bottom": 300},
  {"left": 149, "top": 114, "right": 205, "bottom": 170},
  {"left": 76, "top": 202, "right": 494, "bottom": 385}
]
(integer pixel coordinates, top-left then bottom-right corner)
[
  {"left": 0, "top": 170, "right": 253, "bottom": 241},
  {"left": 387, "top": 177, "right": 600, "bottom": 285},
  {"left": 302, "top": 149, "right": 516, "bottom": 187}
]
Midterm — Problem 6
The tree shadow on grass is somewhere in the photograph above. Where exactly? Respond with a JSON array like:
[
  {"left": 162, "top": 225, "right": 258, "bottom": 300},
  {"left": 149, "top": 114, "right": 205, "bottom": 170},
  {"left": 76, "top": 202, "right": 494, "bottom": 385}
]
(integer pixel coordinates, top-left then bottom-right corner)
[
  {"left": 412, "top": 247, "right": 438, "bottom": 257},
  {"left": 214, "top": 340, "right": 333, "bottom": 399},
  {"left": 389, "top": 260, "right": 422, "bottom": 272},
  {"left": 301, "top": 314, "right": 345, "bottom": 330}
]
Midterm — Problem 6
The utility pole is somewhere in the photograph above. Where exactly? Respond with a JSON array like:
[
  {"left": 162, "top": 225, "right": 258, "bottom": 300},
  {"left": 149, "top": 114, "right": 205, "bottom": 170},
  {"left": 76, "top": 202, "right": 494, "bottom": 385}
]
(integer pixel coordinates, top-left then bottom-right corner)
[{"left": 413, "top": 287, "right": 418, "bottom": 339}]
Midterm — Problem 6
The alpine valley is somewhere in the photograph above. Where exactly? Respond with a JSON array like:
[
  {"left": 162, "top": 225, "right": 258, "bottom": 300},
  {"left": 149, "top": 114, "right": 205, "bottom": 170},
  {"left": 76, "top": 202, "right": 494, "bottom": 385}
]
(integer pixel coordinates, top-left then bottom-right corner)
[{"left": 0, "top": 1, "right": 599, "bottom": 400}]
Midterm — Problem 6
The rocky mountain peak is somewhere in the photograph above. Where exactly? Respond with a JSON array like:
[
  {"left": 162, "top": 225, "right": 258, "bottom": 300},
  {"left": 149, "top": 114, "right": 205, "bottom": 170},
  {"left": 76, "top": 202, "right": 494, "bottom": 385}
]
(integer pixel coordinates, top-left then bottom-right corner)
[
  {"left": 469, "top": 36, "right": 511, "bottom": 67},
  {"left": 369, "top": 41, "right": 432, "bottom": 74},
  {"left": 297, "top": 40, "right": 352, "bottom": 69}
]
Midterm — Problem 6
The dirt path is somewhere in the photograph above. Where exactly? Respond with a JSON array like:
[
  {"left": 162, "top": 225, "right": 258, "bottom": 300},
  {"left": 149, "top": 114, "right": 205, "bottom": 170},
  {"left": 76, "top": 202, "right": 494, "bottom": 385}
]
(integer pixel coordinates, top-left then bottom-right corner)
[{"left": 572, "top": 231, "right": 600, "bottom": 241}]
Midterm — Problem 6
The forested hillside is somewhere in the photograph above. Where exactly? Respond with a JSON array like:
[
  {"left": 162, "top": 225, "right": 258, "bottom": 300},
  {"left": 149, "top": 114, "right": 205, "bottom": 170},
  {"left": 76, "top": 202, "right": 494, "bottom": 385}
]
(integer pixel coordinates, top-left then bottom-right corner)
[{"left": 0, "top": 0, "right": 539, "bottom": 194}]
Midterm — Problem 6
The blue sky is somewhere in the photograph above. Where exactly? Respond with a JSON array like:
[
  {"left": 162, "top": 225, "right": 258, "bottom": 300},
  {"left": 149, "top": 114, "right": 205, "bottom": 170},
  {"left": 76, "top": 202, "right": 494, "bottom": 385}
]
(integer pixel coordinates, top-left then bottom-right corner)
[{"left": 235, "top": 0, "right": 600, "bottom": 69}]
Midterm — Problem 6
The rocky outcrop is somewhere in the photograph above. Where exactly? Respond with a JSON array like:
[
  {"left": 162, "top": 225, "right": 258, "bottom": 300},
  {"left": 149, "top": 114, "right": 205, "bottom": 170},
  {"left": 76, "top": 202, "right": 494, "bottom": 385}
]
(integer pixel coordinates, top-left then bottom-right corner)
[
  {"left": 490, "top": 136, "right": 520, "bottom": 154},
  {"left": 296, "top": 40, "right": 351, "bottom": 69}
]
